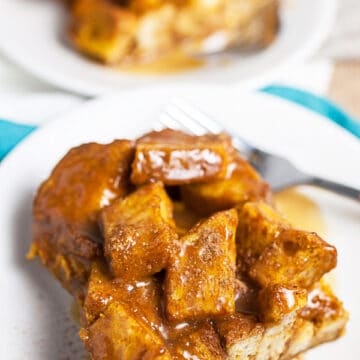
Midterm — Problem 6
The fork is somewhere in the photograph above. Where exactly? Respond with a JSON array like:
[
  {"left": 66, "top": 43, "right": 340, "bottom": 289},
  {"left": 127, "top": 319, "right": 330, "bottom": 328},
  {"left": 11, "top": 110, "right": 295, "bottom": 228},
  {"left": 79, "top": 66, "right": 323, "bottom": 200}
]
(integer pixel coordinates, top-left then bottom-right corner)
[{"left": 155, "top": 99, "right": 360, "bottom": 201}]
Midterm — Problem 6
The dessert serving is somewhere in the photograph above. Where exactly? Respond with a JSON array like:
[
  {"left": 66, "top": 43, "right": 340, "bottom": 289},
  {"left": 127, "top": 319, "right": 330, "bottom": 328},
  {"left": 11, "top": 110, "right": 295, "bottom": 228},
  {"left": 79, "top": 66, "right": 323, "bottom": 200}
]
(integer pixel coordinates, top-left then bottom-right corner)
[
  {"left": 64, "top": 0, "right": 279, "bottom": 66},
  {"left": 28, "top": 129, "right": 348, "bottom": 359}
]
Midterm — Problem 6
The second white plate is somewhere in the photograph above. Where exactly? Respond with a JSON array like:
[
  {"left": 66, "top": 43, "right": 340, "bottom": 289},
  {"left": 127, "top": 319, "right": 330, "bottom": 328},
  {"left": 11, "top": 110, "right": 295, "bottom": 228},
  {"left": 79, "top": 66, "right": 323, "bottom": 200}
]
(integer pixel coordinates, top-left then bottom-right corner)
[{"left": 0, "top": 0, "right": 336, "bottom": 95}]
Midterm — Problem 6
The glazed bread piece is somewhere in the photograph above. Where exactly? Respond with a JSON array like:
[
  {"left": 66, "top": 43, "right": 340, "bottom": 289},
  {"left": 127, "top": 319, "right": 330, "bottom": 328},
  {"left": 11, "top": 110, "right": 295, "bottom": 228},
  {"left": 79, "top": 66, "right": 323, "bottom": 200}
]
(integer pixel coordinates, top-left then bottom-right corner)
[
  {"left": 249, "top": 229, "right": 337, "bottom": 288},
  {"left": 82, "top": 262, "right": 165, "bottom": 328},
  {"left": 29, "top": 140, "right": 134, "bottom": 296},
  {"left": 67, "top": 0, "right": 279, "bottom": 65},
  {"left": 254, "top": 285, "right": 307, "bottom": 360},
  {"left": 165, "top": 209, "right": 238, "bottom": 322},
  {"left": 236, "top": 201, "right": 290, "bottom": 260},
  {"left": 236, "top": 202, "right": 337, "bottom": 288},
  {"left": 80, "top": 261, "right": 174, "bottom": 358},
  {"left": 181, "top": 151, "right": 272, "bottom": 216},
  {"left": 68, "top": 0, "right": 138, "bottom": 64},
  {"left": 281, "top": 281, "right": 348, "bottom": 360},
  {"left": 169, "top": 321, "right": 226, "bottom": 359},
  {"left": 257, "top": 284, "right": 308, "bottom": 324},
  {"left": 214, "top": 285, "right": 306, "bottom": 360},
  {"left": 131, "top": 129, "right": 232, "bottom": 185},
  {"left": 100, "top": 182, "right": 177, "bottom": 279},
  {"left": 216, "top": 314, "right": 265, "bottom": 359},
  {"left": 80, "top": 302, "right": 172, "bottom": 359}
]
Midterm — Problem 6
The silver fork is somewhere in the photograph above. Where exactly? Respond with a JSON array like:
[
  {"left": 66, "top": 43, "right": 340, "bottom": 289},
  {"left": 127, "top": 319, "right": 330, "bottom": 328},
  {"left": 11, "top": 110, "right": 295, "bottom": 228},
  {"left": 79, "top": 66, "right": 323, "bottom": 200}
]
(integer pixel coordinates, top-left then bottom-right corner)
[{"left": 155, "top": 99, "right": 360, "bottom": 201}]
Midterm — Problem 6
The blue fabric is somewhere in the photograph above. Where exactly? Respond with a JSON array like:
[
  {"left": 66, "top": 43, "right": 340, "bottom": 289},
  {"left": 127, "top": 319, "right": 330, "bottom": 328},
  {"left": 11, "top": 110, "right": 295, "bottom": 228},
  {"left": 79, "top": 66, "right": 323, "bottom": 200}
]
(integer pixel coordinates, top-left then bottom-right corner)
[
  {"left": 0, "top": 119, "right": 37, "bottom": 160},
  {"left": 261, "top": 85, "right": 360, "bottom": 138},
  {"left": 1, "top": 86, "right": 359, "bottom": 161}
]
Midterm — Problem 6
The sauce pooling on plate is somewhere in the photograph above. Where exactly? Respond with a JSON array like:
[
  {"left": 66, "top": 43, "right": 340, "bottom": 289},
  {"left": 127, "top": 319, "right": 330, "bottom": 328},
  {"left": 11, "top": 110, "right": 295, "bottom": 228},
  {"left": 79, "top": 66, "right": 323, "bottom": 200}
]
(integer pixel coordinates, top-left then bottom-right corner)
[
  {"left": 274, "top": 188, "right": 326, "bottom": 236},
  {"left": 119, "top": 51, "right": 204, "bottom": 75}
]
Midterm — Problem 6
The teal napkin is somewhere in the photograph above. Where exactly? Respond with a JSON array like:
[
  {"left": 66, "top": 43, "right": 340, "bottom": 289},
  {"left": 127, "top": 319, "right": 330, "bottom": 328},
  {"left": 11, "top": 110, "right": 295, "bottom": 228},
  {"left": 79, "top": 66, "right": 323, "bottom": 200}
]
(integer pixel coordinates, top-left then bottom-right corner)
[
  {"left": 261, "top": 85, "right": 360, "bottom": 138},
  {"left": 1, "top": 86, "right": 359, "bottom": 161},
  {"left": 0, "top": 119, "right": 36, "bottom": 160}
]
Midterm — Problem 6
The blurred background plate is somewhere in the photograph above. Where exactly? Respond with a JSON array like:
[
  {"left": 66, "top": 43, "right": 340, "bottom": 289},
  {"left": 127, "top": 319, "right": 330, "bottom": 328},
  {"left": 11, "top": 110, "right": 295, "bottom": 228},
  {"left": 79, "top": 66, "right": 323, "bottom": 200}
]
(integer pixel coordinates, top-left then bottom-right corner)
[
  {"left": 0, "top": 0, "right": 336, "bottom": 95},
  {"left": 0, "top": 85, "right": 359, "bottom": 359}
]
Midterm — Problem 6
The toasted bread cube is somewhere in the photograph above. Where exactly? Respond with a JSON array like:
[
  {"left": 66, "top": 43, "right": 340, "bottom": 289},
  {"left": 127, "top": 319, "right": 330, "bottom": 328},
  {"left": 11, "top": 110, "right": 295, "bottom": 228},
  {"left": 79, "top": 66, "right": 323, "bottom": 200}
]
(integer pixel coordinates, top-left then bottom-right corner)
[
  {"left": 69, "top": 0, "right": 137, "bottom": 64},
  {"left": 83, "top": 261, "right": 116, "bottom": 324},
  {"left": 131, "top": 129, "right": 232, "bottom": 185},
  {"left": 254, "top": 284, "right": 307, "bottom": 360},
  {"left": 282, "top": 281, "right": 348, "bottom": 359},
  {"left": 216, "top": 313, "right": 264, "bottom": 359},
  {"left": 165, "top": 209, "right": 238, "bottom": 322},
  {"left": 84, "top": 261, "right": 165, "bottom": 333},
  {"left": 300, "top": 281, "right": 348, "bottom": 347},
  {"left": 236, "top": 201, "right": 290, "bottom": 260},
  {"left": 101, "top": 182, "right": 176, "bottom": 279},
  {"left": 30, "top": 140, "right": 134, "bottom": 295},
  {"left": 257, "top": 284, "right": 307, "bottom": 323},
  {"left": 249, "top": 229, "right": 337, "bottom": 288},
  {"left": 80, "top": 302, "right": 171, "bottom": 360},
  {"left": 170, "top": 321, "right": 226, "bottom": 359},
  {"left": 181, "top": 152, "right": 272, "bottom": 216}
]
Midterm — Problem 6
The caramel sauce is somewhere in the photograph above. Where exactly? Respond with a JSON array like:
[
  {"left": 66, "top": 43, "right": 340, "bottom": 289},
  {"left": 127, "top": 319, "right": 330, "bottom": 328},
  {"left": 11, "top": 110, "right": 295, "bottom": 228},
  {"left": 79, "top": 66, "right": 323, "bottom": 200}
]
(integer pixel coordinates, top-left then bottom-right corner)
[
  {"left": 70, "top": 300, "right": 81, "bottom": 325},
  {"left": 274, "top": 188, "right": 326, "bottom": 237},
  {"left": 119, "top": 50, "right": 204, "bottom": 75},
  {"left": 173, "top": 201, "right": 201, "bottom": 236}
]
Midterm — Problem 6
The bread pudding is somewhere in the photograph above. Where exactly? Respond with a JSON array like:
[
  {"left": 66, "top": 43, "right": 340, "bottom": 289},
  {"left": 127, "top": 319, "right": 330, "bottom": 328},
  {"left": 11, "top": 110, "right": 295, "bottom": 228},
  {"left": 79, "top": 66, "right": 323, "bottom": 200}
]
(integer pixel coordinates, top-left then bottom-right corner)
[
  {"left": 28, "top": 129, "right": 348, "bottom": 359},
  {"left": 63, "top": 0, "right": 279, "bottom": 66}
]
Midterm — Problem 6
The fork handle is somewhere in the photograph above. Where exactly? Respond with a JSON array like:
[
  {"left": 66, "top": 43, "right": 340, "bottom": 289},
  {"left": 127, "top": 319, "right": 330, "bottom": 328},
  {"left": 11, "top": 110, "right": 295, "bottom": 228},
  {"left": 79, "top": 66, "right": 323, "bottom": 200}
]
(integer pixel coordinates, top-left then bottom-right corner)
[{"left": 307, "top": 176, "right": 360, "bottom": 201}]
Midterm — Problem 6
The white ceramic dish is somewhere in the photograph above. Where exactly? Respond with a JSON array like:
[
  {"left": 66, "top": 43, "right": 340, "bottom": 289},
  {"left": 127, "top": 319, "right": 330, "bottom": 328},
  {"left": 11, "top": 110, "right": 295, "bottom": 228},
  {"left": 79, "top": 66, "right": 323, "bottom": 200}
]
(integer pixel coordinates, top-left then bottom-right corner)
[
  {"left": 0, "top": 0, "right": 336, "bottom": 95},
  {"left": 0, "top": 85, "right": 359, "bottom": 359}
]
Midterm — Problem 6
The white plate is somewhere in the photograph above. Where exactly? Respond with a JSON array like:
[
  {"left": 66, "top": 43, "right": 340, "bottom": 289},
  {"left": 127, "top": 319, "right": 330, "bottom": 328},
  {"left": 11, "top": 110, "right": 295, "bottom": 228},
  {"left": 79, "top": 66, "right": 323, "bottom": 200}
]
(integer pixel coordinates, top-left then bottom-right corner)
[
  {"left": 0, "top": 85, "right": 359, "bottom": 359},
  {"left": 0, "top": 0, "right": 336, "bottom": 95}
]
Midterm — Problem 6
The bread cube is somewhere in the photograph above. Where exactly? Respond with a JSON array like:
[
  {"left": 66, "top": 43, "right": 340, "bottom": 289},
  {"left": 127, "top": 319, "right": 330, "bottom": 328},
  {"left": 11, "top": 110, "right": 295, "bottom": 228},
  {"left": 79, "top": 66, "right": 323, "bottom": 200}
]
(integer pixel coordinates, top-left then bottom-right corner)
[
  {"left": 236, "top": 201, "right": 290, "bottom": 261},
  {"left": 181, "top": 152, "right": 272, "bottom": 216},
  {"left": 101, "top": 182, "right": 177, "bottom": 279},
  {"left": 170, "top": 321, "right": 226, "bottom": 359},
  {"left": 69, "top": 0, "right": 137, "bottom": 64},
  {"left": 165, "top": 209, "right": 238, "bottom": 322},
  {"left": 282, "top": 281, "right": 348, "bottom": 359},
  {"left": 80, "top": 302, "right": 171, "bottom": 360},
  {"left": 216, "top": 313, "right": 264, "bottom": 359},
  {"left": 249, "top": 229, "right": 337, "bottom": 288},
  {"left": 131, "top": 129, "right": 231, "bottom": 185},
  {"left": 300, "top": 281, "right": 348, "bottom": 347},
  {"left": 83, "top": 261, "right": 116, "bottom": 324},
  {"left": 257, "top": 284, "right": 307, "bottom": 323},
  {"left": 30, "top": 140, "right": 134, "bottom": 295},
  {"left": 84, "top": 261, "right": 166, "bottom": 336}
]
